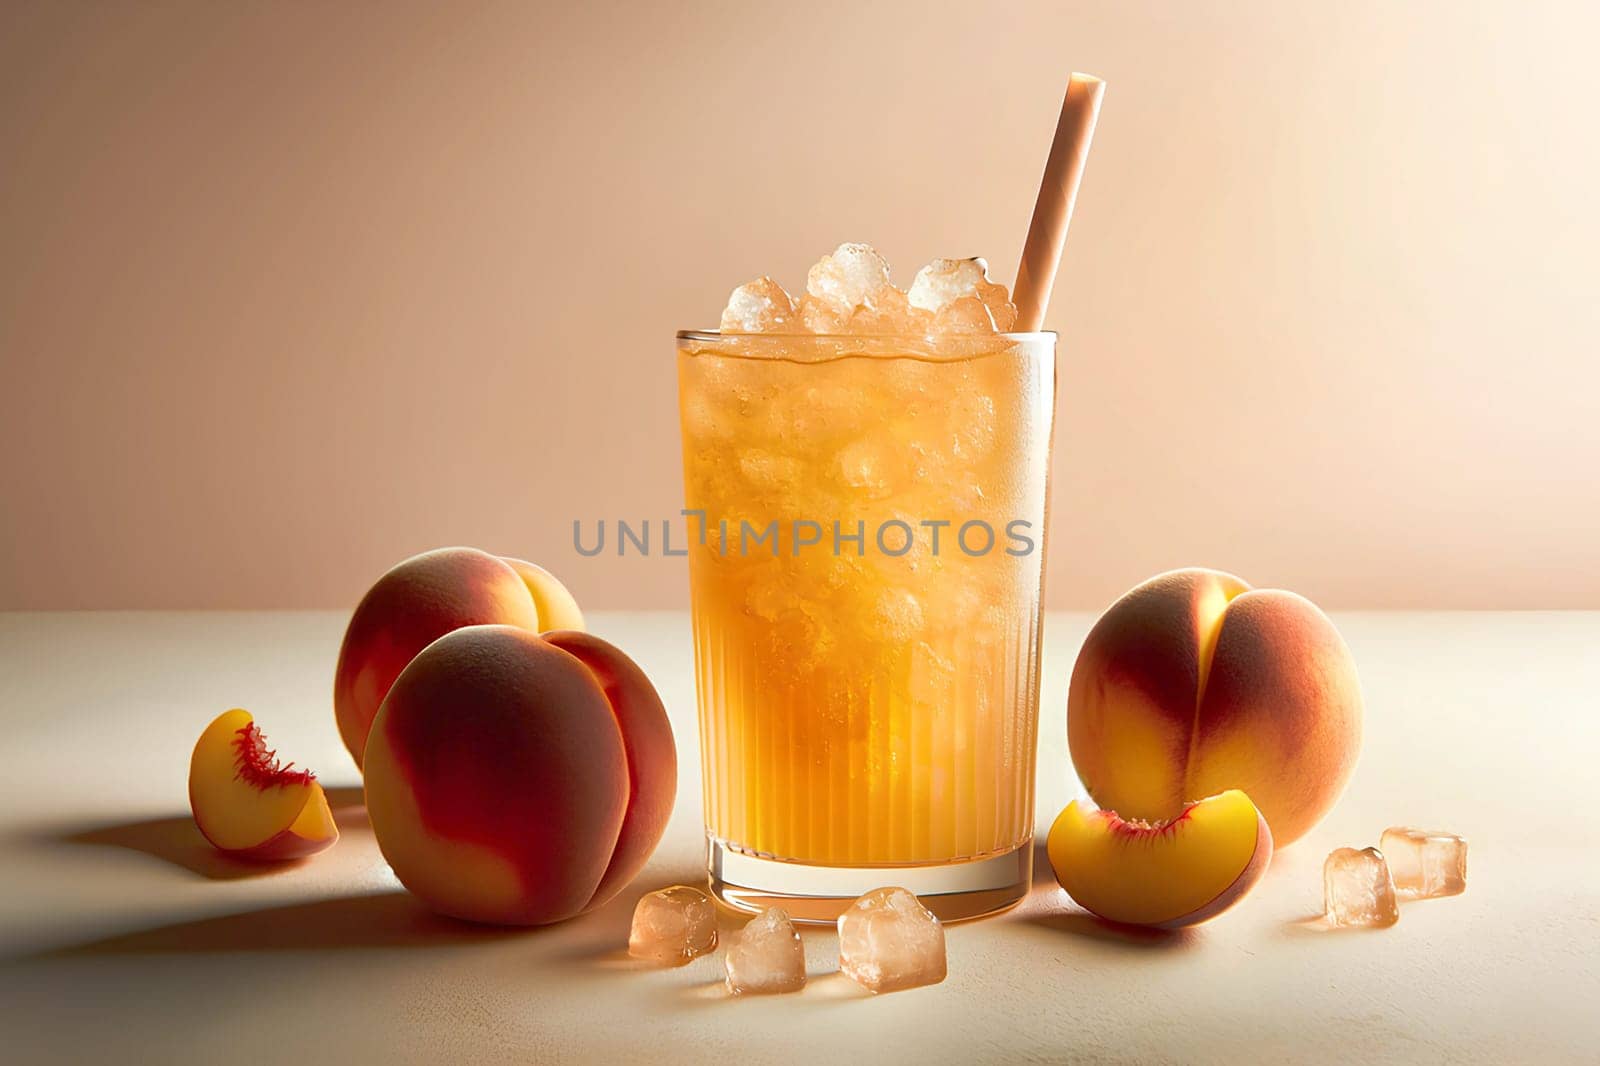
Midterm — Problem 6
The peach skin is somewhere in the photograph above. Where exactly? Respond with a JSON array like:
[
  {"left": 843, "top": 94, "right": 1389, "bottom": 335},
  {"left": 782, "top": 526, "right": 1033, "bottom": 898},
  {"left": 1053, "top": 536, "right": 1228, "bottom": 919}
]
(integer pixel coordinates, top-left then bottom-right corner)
[
  {"left": 1047, "top": 789, "right": 1272, "bottom": 928},
  {"left": 333, "top": 547, "right": 583, "bottom": 769},
  {"left": 188, "top": 709, "right": 339, "bottom": 861},
  {"left": 541, "top": 630, "right": 676, "bottom": 906},
  {"left": 363, "top": 625, "right": 676, "bottom": 925},
  {"left": 503, "top": 557, "right": 586, "bottom": 632},
  {"left": 1067, "top": 568, "right": 1362, "bottom": 846}
]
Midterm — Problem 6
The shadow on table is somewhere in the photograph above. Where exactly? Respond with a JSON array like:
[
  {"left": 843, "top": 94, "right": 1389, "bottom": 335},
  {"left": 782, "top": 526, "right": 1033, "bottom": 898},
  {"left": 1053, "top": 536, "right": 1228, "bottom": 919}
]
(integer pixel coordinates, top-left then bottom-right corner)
[
  {"left": 1279, "top": 911, "right": 1393, "bottom": 938},
  {"left": 34, "top": 891, "right": 524, "bottom": 957},
  {"left": 680, "top": 969, "right": 868, "bottom": 1009},
  {"left": 1029, "top": 837, "right": 1053, "bottom": 890},
  {"left": 542, "top": 859, "right": 728, "bottom": 971},
  {"left": 1019, "top": 909, "right": 1201, "bottom": 951},
  {"left": 46, "top": 785, "right": 368, "bottom": 882},
  {"left": 322, "top": 785, "right": 369, "bottom": 827}
]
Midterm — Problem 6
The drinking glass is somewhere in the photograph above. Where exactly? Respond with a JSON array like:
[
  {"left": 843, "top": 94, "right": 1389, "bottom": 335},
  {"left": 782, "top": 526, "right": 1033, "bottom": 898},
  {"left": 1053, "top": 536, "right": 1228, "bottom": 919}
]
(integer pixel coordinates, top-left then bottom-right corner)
[{"left": 676, "top": 329, "right": 1055, "bottom": 922}]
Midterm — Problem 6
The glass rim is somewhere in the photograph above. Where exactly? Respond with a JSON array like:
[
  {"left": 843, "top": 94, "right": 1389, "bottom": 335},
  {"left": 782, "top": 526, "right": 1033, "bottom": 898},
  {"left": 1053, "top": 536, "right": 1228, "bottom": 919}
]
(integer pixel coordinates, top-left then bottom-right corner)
[{"left": 677, "top": 329, "right": 1057, "bottom": 343}]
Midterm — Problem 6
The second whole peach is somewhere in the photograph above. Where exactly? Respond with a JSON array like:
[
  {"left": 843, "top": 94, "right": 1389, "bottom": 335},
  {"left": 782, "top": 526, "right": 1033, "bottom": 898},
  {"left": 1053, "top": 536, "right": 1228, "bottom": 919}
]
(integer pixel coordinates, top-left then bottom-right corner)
[{"left": 1067, "top": 568, "right": 1362, "bottom": 847}]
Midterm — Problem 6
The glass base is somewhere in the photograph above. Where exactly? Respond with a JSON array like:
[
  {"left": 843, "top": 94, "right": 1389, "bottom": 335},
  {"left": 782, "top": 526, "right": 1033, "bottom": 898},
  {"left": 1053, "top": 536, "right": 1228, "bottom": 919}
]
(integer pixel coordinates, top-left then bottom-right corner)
[{"left": 707, "top": 837, "right": 1032, "bottom": 925}]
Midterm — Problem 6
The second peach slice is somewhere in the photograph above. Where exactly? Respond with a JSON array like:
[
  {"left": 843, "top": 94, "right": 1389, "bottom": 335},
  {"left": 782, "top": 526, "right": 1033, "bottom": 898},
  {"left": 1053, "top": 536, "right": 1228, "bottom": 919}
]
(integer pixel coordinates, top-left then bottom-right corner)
[{"left": 1046, "top": 789, "right": 1272, "bottom": 928}]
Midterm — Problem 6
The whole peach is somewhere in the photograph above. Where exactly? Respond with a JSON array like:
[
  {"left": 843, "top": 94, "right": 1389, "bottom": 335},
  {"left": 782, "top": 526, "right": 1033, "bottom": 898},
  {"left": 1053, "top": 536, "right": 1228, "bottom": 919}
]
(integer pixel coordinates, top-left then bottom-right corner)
[
  {"left": 333, "top": 547, "right": 583, "bottom": 769},
  {"left": 1067, "top": 568, "right": 1362, "bottom": 846},
  {"left": 363, "top": 624, "right": 676, "bottom": 925}
]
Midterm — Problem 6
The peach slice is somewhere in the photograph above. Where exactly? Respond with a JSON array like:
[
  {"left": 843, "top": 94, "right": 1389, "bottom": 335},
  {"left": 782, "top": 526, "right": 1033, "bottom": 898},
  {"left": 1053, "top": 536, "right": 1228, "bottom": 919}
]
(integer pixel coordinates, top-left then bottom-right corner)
[
  {"left": 1046, "top": 789, "right": 1271, "bottom": 928},
  {"left": 188, "top": 709, "right": 339, "bottom": 860}
]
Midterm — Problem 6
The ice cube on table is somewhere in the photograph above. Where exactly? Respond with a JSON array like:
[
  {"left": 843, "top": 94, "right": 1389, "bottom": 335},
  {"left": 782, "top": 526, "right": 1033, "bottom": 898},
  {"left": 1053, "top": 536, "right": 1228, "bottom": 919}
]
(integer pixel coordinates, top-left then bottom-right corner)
[
  {"left": 838, "top": 886, "right": 947, "bottom": 993},
  {"left": 724, "top": 907, "right": 806, "bottom": 995},
  {"left": 805, "top": 243, "right": 892, "bottom": 313},
  {"left": 1323, "top": 847, "right": 1400, "bottom": 928},
  {"left": 721, "top": 276, "right": 796, "bottom": 333},
  {"left": 1381, "top": 827, "right": 1468, "bottom": 899},
  {"left": 628, "top": 886, "right": 718, "bottom": 964}
]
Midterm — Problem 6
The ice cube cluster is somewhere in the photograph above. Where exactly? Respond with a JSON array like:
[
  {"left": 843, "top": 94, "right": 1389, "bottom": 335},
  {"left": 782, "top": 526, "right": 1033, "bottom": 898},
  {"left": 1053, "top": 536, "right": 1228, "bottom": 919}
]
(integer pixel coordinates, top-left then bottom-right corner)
[
  {"left": 627, "top": 883, "right": 948, "bottom": 997},
  {"left": 720, "top": 243, "right": 1018, "bottom": 336},
  {"left": 1322, "top": 827, "right": 1468, "bottom": 928}
]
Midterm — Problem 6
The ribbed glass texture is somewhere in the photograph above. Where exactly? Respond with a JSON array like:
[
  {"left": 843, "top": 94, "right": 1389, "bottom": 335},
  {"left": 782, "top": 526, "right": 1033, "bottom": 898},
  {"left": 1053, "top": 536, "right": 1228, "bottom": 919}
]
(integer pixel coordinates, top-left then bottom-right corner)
[{"left": 677, "top": 331, "right": 1055, "bottom": 868}]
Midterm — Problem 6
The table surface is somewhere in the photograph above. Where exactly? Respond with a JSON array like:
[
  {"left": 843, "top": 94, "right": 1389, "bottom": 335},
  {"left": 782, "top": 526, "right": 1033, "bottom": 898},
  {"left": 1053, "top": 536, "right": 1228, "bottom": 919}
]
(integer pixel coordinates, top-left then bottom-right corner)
[{"left": 1, "top": 610, "right": 1596, "bottom": 1064}]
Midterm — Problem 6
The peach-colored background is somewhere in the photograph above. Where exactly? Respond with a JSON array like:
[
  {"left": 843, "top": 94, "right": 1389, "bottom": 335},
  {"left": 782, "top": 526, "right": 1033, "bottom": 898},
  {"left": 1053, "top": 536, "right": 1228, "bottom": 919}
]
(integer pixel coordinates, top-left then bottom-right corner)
[{"left": 3, "top": 2, "right": 1596, "bottom": 611}]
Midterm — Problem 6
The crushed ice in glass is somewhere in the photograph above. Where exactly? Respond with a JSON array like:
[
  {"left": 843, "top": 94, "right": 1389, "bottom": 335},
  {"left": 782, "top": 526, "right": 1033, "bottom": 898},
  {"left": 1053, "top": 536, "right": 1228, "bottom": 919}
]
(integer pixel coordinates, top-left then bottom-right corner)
[{"left": 719, "top": 244, "right": 1018, "bottom": 336}]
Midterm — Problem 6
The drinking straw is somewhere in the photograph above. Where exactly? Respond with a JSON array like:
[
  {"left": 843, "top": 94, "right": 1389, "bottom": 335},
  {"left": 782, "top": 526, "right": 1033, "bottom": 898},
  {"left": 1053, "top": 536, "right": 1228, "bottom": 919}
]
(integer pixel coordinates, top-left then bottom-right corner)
[{"left": 1012, "top": 73, "right": 1106, "bottom": 331}]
